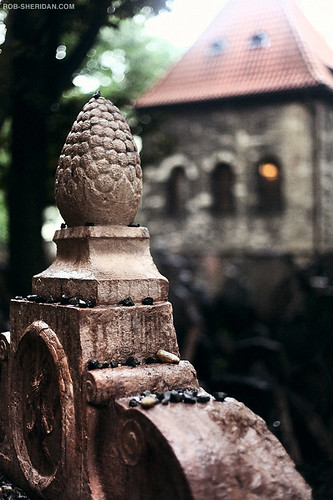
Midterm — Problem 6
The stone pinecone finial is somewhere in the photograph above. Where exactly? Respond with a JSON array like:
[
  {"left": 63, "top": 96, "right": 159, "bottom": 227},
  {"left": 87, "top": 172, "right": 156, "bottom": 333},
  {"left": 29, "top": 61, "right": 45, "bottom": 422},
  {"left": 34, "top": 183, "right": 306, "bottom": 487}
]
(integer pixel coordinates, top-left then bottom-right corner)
[{"left": 55, "top": 96, "right": 142, "bottom": 226}]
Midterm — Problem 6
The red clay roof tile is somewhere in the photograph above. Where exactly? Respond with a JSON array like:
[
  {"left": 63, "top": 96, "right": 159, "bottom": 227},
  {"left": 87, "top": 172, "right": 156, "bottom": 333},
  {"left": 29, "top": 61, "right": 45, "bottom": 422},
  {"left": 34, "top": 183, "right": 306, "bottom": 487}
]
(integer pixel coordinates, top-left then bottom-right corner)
[{"left": 136, "top": 0, "right": 333, "bottom": 107}]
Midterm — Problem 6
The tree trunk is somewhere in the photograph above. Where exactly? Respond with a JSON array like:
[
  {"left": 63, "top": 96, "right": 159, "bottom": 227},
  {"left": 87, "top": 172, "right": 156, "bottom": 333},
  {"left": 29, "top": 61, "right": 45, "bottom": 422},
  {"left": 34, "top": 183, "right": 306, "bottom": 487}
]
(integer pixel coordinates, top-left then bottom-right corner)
[{"left": 8, "top": 97, "right": 48, "bottom": 296}]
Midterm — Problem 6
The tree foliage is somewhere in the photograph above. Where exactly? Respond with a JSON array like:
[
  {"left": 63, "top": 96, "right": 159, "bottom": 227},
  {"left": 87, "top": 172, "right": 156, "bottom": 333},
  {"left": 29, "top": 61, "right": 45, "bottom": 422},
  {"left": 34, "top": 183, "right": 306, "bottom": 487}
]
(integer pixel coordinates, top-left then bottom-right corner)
[{"left": 70, "top": 15, "right": 179, "bottom": 106}]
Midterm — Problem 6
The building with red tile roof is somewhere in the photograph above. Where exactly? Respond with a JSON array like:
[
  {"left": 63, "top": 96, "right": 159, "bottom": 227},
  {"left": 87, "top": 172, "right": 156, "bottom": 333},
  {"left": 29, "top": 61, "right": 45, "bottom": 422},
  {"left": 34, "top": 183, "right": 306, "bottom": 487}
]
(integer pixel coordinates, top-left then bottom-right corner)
[
  {"left": 135, "top": 0, "right": 333, "bottom": 322},
  {"left": 136, "top": 0, "right": 333, "bottom": 107}
]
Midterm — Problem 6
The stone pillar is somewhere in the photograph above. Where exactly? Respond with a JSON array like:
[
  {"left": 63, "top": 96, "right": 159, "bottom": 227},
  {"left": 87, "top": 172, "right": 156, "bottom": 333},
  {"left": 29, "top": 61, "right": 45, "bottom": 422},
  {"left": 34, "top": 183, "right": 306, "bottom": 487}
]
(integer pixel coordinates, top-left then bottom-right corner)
[{"left": 0, "top": 96, "right": 311, "bottom": 499}]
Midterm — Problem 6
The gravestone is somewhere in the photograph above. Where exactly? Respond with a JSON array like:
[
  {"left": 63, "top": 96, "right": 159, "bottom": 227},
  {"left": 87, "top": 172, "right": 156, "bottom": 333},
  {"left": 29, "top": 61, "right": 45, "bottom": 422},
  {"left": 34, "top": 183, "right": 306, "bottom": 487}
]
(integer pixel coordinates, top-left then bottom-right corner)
[{"left": 0, "top": 97, "right": 311, "bottom": 499}]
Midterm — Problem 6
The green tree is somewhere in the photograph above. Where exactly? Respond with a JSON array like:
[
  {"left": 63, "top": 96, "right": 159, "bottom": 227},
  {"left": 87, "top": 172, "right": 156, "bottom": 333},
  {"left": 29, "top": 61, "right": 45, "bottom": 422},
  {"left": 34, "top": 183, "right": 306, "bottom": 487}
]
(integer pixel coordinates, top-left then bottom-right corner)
[
  {"left": 0, "top": 0, "right": 170, "bottom": 296},
  {"left": 69, "top": 15, "right": 179, "bottom": 107}
]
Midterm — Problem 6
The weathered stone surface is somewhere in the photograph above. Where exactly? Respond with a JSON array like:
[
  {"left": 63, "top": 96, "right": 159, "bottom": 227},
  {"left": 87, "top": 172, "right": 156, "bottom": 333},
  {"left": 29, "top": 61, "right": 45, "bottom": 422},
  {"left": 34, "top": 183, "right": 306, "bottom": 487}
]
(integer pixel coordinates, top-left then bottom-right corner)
[
  {"left": 11, "top": 321, "right": 76, "bottom": 493},
  {"left": 85, "top": 361, "right": 198, "bottom": 405},
  {"left": 137, "top": 101, "right": 333, "bottom": 324},
  {"left": 55, "top": 97, "right": 142, "bottom": 227},
  {"left": 0, "top": 95, "right": 312, "bottom": 500},
  {"left": 86, "top": 397, "right": 312, "bottom": 499},
  {"left": 32, "top": 225, "right": 169, "bottom": 305},
  {"left": 139, "top": 102, "right": 319, "bottom": 256},
  {"left": 9, "top": 299, "right": 180, "bottom": 368}
]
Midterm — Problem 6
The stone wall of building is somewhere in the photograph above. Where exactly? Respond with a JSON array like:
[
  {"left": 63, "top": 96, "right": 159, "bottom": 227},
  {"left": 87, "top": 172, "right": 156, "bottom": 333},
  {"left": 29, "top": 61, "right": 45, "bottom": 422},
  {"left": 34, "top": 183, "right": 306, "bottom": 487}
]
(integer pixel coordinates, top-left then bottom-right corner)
[
  {"left": 140, "top": 99, "right": 317, "bottom": 260},
  {"left": 139, "top": 97, "right": 333, "bottom": 321},
  {"left": 317, "top": 101, "right": 333, "bottom": 254}
]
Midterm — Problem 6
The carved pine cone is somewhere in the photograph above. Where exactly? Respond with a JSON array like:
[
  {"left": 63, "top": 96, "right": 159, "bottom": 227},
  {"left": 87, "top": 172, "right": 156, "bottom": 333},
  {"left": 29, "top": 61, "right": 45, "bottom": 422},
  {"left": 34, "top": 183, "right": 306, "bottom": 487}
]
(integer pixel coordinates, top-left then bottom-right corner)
[{"left": 55, "top": 97, "right": 142, "bottom": 226}]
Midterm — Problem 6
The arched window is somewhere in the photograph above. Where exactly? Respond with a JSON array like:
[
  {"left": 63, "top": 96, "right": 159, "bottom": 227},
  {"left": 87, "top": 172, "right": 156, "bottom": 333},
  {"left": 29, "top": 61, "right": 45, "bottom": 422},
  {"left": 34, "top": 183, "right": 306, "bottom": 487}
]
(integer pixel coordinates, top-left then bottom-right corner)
[
  {"left": 256, "top": 158, "right": 283, "bottom": 213},
  {"left": 166, "top": 166, "right": 188, "bottom": 217},
  {"left": 211, "top": 162, "right": 235, "bottom": 215}
]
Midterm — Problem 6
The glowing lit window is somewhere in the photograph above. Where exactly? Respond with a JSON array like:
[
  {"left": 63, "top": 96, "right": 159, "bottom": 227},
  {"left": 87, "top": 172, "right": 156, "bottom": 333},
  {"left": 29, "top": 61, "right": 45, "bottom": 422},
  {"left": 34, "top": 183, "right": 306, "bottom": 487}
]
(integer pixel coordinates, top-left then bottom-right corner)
[
  {"left": 258, "top": 162, "right": 279, "bottom": 181},
  {"left": 256, "top": 159, "right": 283, "bottom": 213}
]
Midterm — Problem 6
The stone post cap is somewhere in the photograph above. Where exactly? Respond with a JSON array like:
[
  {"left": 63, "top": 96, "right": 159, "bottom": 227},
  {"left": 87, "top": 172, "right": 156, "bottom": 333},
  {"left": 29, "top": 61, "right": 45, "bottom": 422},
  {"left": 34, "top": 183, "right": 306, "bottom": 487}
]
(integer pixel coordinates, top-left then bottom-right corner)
[{"left": 55, "top": 95, "right": 142, "bottom": 226}]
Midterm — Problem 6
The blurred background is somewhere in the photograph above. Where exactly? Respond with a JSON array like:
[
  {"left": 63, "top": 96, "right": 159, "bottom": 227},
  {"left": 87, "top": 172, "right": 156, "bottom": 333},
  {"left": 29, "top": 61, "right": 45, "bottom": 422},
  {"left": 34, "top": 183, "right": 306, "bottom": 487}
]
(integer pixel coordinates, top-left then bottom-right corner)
[{"left": 1, "top": 0, "right": 333, "bottom": 497}]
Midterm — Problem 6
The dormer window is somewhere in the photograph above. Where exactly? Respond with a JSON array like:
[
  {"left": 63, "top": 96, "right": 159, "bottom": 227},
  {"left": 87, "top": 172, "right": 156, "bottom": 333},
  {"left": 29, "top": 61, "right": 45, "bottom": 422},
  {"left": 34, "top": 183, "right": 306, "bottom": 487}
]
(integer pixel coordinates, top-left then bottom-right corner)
[
  {"left": 208, "top": 39, "right": 228, "bottom": 56},
  {"left": 249, "top": 31, "right": 270, "bottom": 49}
]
